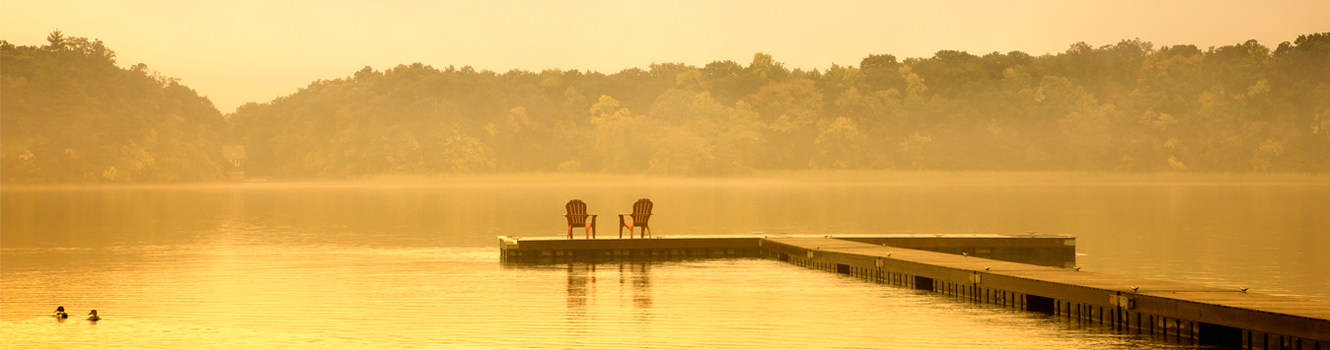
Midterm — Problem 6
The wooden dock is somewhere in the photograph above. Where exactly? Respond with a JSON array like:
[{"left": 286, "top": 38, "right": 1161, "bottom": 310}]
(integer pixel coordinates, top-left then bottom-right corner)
[
  {"left": 498, "top": 234, "right": 1329, "bottom": 348},
  {"left": 499, "top": 233, "right": 1075, "bottom": 267},
  {"left": 760, "top": 237, "right": 1329, "bottom": 349}
]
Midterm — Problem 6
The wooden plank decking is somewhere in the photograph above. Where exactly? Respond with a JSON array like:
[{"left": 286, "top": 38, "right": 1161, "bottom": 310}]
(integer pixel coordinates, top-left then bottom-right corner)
[{"left": 761, "top": 237, "right": 1330, "bottom": 347}]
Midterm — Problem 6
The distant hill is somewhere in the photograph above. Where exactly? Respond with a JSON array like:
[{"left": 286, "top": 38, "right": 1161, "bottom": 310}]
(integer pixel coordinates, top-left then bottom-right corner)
[
  {"left": 5, "top": 31, "right": 1328, "bottom": 183},
  {"left": 2, "top": 31, "right": 227, "bottom": 183}
]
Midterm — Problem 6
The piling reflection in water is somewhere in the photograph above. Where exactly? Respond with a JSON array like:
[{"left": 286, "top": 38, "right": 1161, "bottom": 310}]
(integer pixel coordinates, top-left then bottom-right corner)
[
  {"left": 564, "top": 262, "right": 592, "bottom": 339},
  {"left": 566, "top": 263, "right": 592, "bottom": 312},
  {"left": 624, "top": 262, "right": 652, "bottom": 310},
  {"left": 565, "top": 262, "right": 653, "bottom": 314}
]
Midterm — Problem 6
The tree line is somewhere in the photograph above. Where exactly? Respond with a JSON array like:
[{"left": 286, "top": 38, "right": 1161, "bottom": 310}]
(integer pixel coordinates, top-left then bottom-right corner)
[
  {"left": 2, "top": 31, "right": 226, "bottom": 183},
  {"left": 3, "top": 31, "right": 1328, "bottom": 183}
]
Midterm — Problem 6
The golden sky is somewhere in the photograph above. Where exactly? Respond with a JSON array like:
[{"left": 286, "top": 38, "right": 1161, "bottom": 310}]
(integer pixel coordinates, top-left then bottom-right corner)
[{"left": 3, "top": 0, "right": 1327, "bottom": 113}]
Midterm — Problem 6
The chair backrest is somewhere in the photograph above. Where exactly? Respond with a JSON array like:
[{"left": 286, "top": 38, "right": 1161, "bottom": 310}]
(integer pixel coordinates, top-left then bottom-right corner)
[
  {"left": 631, "top": 198, "right": 653, "bottom": 225},
  {"left": 566, "top": 199, "right": 589, "bottom": 225}
]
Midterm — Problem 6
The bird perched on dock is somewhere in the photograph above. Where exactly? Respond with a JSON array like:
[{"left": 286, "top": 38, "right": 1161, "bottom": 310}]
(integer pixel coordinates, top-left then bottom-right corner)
[
  {"left": 1074, "top": 266, "right": 1082, "bottom": 271},
  {"left": 962, "top": 252, "right": 968, "bottom": 257},
  {"left": 1131, "top": 286, "right": 1139, "bottom": 292},
  {"left": 1239, "top": 287, "right": 1249, "bottom": 293},
  {"left": 53, "top": 306, "right": 68, "bottom": 319},
  {"left": 984, "top": 267, "right": 990, "bottom": 271},
  {"left": 87, "top": 310, "right": 101, "bottom": 322}
]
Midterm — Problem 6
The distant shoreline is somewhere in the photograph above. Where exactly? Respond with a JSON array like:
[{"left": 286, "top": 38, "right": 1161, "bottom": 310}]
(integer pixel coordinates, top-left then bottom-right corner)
[{"left": 4, "top": 170, "right": 1328, "bottom": 190}]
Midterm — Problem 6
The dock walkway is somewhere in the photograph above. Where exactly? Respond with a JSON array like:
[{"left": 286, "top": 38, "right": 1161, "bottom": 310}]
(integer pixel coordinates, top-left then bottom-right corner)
[{"left": 761, "top": 237, "right": 1329, "bottom": 349}]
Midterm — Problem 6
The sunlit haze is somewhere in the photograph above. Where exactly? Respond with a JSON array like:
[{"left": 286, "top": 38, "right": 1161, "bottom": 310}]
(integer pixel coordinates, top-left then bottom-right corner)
[
  {"left": 3, "top": 0, "right": 1326, "bottom": 113},
  {"left": 3, "top": 2, "right": 1330, "bottom": 347}
]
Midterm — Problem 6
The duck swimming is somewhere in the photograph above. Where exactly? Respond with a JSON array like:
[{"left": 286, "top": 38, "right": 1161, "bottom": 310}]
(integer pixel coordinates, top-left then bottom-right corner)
[
  {"left": 87, "top": 309, "right": 101, "bottom": 322},
  {"left": 53, "top": 306, "right": 68, "bottom": 320}
]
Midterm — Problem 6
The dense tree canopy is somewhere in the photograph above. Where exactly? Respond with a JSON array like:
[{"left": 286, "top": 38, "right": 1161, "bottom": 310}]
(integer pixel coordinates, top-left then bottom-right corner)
[
  {"left": 4, "top": 31, "right": 1329, "bottom": 183},
  {"left": 2, "top": 31, "right": 227, "bottom": 183}
]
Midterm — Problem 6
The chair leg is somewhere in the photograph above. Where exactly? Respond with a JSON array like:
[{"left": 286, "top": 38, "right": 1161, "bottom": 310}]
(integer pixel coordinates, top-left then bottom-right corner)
[
  {"left": 567, "top": 225, "right": 573, "bottom": 239},
  {"left": 644, "top": 226, "right": 652, "bottom": 238},
  {"left": 585, "top": 223, "right": 592, "bottom": 239}
]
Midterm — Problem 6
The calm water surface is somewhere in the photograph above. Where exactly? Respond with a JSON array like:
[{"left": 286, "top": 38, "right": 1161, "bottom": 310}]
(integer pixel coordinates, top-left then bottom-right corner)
[{"left": 3, "top": 179, "right": 1327, "bottom": 349}]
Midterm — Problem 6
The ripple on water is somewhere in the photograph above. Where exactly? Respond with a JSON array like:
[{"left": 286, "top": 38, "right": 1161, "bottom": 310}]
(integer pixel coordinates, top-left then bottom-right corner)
[
  {"left": 8, "top": 181, "right": 1323, "bottom": 348},
  {"left": 3, "top": 249, "right": 1204, "bottom": 349},
  {"left": 0, "top": 317, "right": 380, "bottom": 349}
]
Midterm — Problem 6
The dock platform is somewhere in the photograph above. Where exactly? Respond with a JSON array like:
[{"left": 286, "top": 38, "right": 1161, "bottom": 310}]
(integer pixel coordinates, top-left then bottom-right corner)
[{"left": 499, "top": 233, "right": 1076, "bottom": 267}]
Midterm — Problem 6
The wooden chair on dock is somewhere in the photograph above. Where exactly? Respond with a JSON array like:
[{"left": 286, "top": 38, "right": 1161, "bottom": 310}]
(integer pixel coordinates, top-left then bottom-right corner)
[
  {"left": 564, "top": 199, "right": 597, "bottom": 239},
  {"left": 618, "top": 198, "right": 654, "bottom": 239}
]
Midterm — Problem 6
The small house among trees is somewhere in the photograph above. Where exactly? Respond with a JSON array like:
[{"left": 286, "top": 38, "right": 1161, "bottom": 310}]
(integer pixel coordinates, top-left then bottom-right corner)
[{"left": 222, "top": 145, "right": 245, "bottom": 180}]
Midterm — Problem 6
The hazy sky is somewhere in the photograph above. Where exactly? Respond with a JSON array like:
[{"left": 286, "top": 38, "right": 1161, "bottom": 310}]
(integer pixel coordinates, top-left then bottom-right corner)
[{"left": 3, "top": 0, "right": 1327, "bottom": 114}]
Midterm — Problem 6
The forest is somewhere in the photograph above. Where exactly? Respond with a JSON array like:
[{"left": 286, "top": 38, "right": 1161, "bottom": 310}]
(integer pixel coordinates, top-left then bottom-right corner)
[
  {"left": 3, "top": 31, "right": 1328, "bottom": 183},
  {"left": 2, "top": 31, "right": 226, "bottom": 183}
]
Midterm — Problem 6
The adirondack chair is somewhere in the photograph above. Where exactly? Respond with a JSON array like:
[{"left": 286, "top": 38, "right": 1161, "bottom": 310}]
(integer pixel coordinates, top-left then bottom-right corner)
[
  {"left": 618, "top": 198, "right": 654, "bottom": 239},
  {"left": 564, "top": 199, "right": 597, "bottom": 239}
]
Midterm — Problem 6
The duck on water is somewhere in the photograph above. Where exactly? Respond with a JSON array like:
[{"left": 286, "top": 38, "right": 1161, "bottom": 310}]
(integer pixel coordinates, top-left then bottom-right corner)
[
  {"left": 53, "top": 306, "right": 68, "bottom": 321},
  {"left": 52, "top": 306, "right": 102, "bottom": 323}
]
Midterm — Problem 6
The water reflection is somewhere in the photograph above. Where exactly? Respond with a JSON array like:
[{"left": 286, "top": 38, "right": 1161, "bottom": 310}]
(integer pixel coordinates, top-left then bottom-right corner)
[
  {"left": 5, "top": 181, "right": 1325, "bottom": 303},
  {"left": 565, "top": 262, "right": 653, "bottom": 314},
  {"left": 2, "top": 247, "right": 1239, "bottom": 349},
  {"left": 566, "top": 263, "right": 593, "bottom": 310},
  {"left": 622, "top": 262, "right": 652, "bottom": 310},
  {"left": 2, "top": 181, "right": 1327, "bottom": 349}
]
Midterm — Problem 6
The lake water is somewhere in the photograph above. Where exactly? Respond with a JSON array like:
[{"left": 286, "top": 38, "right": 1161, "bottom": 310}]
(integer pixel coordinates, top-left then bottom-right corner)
[{"left": 3, "top": 176, "right": 1327, "bottom": 348}]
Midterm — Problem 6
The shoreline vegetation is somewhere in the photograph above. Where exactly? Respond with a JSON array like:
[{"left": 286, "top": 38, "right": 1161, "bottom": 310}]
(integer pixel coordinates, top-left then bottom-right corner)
[
  {"left": 3, "top": 31, "right": 1329, "bottom": 184},
  {"left": 3, "top": 170, "right": 1328, "bottom": 190}
]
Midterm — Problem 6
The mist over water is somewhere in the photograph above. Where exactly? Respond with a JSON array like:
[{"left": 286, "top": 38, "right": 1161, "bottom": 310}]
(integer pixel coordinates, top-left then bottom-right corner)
[
  {"left": 2, "top": 176, "right": 1326, "bottom": 348},
  {"left": 4, "top": 3, "right": 1328, "bottom": 348}
]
